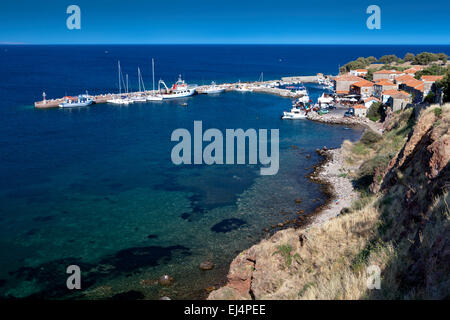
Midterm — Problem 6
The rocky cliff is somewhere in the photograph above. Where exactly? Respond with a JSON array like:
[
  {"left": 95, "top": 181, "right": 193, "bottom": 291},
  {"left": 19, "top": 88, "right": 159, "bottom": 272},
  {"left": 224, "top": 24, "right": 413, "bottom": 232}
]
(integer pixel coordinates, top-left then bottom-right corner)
[{"left": 209, "top": 104, "right": 449, "bottom": 300}]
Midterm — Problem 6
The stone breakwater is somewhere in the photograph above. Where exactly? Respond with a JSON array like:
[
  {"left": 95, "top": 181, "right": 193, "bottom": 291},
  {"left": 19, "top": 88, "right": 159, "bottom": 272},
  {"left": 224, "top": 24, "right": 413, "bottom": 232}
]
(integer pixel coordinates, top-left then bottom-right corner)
[{"left": 207, "top": 147, "right": 358, "bottom": 300}]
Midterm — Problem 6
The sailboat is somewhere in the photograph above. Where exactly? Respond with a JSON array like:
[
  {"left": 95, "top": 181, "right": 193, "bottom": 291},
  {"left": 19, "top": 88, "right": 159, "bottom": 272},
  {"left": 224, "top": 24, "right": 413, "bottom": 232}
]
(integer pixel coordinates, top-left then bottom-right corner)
[
  {"left": 131, "top": 67, "right": 147, "bottom": 102},
  {"left": 147, "top": 58, "right": 163, "bottom": 101},
  {"left": 107, "top": 61, "right": 133, "bottom": 105}
]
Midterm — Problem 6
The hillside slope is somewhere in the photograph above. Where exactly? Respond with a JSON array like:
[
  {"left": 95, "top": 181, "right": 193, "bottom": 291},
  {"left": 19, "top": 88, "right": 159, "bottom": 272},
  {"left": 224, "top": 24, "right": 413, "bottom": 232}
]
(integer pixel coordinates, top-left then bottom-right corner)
[{"left": 209, "top": 104, "right": 449, "bottom": 300}]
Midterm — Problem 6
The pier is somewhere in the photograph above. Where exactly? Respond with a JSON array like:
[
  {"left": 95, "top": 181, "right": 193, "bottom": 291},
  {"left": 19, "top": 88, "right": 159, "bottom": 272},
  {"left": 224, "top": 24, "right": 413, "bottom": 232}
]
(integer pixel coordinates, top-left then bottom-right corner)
[{"left": 34, "top": 76, "right": 331, "bottom": 108}]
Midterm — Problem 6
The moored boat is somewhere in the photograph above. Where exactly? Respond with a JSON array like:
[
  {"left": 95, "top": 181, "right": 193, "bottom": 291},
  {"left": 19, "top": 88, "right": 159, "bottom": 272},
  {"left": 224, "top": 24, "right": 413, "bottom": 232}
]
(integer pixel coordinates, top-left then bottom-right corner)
[
  {"left": 282, "top": 107, "right": 307, "bottom": 119},
  {"left": 158, "top": 75, "right": 196, "bottom": 99},
  {"left": 205, "top": 81, "right": 225, "bottom": 94},
  {"left": 59, "top": 94, "right": 93, "bottom": 108}
]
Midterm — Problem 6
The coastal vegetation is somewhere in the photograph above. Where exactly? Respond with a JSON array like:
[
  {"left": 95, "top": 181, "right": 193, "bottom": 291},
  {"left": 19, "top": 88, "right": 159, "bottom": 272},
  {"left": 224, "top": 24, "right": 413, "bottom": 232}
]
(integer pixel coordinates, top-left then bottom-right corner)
[
  {"left": 339, "top": 52, "right": 448, "bottom": 75},
  {"left": 209, "top": 104, "right": 449, "bottom": 300}
]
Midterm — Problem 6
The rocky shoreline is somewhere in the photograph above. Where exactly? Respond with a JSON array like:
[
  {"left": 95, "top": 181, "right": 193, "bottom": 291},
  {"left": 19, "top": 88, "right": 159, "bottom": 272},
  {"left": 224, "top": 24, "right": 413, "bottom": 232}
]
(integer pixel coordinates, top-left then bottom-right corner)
[{"left": 208, "top": 142, "right": 360, "bottom": 299}]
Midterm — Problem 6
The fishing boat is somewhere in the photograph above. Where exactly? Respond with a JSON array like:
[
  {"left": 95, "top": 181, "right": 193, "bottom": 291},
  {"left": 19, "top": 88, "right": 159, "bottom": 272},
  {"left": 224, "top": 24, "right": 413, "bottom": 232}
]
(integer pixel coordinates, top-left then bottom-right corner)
[
  {"left": 107, "top": 61, "right": 133, "bottom": 105},
  {"left": 282, "top": 107, "right": 307, "bottom": 119},
  {"left": 59, "top": 94, "right": 93, "bottom": 108},
  {"left": 147, "top": 58, "right": 163, "bottom": 101},
  {"left": 204, "top": 81, "right": 225, "bottom": 94},
  {"left": 286, "top": 84, "right": 308, "bottom": 96},
  {"left": 158, "top": 75, "right": 196, "bottom": 99}
]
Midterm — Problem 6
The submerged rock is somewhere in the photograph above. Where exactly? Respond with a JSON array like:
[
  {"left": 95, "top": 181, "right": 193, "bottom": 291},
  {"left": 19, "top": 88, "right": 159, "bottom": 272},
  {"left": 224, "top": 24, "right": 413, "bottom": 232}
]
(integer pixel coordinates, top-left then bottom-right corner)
[
  {"left": 159, "top": 274, "right": 174, "bottom": 286},
  {"left": 199, "top": 261, "right": 215, "bottom": 271},
  {"left": 211, "top": 218, "right": 247, "bottom": 233}
]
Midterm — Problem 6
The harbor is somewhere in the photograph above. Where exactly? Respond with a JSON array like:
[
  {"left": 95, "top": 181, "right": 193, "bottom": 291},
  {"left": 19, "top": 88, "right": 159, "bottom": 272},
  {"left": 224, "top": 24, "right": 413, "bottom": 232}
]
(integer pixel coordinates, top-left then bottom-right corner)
[{"left": 33, "top": 75, "right": 334, "bottom": 108}]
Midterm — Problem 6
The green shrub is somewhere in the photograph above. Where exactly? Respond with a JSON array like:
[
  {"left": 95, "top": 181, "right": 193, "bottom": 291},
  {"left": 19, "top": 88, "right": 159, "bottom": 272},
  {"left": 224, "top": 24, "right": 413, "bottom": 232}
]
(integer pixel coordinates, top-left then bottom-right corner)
[
  {"left": 366, "top": 102, "right": 383, "bottom": 121},
  {"left": 273, "top": 244, "right": 294, "bottom": 268},
  {"left": 433, "top": 107, "right": 442, "bottom": 117},
  {"left": 360, "top": 130, "right": 382, "bottom": 146}
]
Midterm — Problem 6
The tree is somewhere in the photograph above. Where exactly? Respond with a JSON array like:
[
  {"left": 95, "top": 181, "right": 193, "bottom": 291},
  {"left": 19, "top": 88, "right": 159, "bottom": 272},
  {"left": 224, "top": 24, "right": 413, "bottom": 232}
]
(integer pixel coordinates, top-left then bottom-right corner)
[
  {"left": 413, "top": 52, "right": 439, "bottom": 65},
  {"left": 414, "top": 64, "right": 447, "bottom": 80},
  {"left": 424, "top": 91, "right": 436, "bottom": 104},
  {"left": 366, "top": 56, "right": 378, "bottom": 63},
  {"left": 379, "top": 54, "right": 399, "bottom": 64},
  {"left": 437, "top": 72, "right": 450, "bottom": 102},
  {"left": 366, "top": 102, "right": 383, "bottom": 121},
  {"left": 437, "top": 53, "right": 448, "bottom": 64},
  {"left": 404, "top": 53, "right": 415, "bottom": 61},
  {"left": 365, "top": 69, "right": 375, "bottom": 81}
]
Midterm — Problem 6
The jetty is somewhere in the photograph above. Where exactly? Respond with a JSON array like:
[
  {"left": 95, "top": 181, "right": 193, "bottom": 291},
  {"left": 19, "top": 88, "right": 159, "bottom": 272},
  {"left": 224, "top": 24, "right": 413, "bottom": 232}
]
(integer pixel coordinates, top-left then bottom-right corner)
[{"left": 34, "top": 75, "right": 332, "bottom": 109}]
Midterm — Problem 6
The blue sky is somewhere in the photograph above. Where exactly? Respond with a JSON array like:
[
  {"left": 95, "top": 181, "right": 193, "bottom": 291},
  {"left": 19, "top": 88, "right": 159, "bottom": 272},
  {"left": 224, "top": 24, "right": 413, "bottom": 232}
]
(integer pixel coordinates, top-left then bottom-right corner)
[{"left": 0, "top": 0, "right": 449, "bottom": 44}]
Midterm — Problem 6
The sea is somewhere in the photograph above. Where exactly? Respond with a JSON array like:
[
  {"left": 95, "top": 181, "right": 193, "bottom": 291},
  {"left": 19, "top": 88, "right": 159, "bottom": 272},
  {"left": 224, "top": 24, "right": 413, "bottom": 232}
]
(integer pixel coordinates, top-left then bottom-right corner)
[{"left": 0, "top": 45, "right": 448, "bottom": 299}]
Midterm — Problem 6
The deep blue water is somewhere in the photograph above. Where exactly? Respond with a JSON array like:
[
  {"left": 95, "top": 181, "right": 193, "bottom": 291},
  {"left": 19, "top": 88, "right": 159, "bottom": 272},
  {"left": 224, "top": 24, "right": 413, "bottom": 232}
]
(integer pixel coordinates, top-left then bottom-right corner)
[{"left": 0, "top": 45, "right": 448, "bottom": 299}]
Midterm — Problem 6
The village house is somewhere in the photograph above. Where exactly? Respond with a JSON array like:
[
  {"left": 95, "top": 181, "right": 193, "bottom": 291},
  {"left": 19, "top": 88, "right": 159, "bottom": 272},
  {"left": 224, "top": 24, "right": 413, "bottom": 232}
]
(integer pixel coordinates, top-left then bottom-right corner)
[
  {"left": 394, "top": 74, "right": 416, "bottom": 86},
  {"left": 399, "top": 78, "right": 425, "bottom": 103},
  {"left": 404, "top": 68, "right": 418, "bottom": 76},
  {"left": 350, "top": 69, "right": 368, "bottom": 77},
  {"left": 388, "top": 92, "right": 412, "bottom": 112},
  {"left": 334, "top": 74, "right": 364, "bottom": 95},
  {"left": 373, "top": 69, "right": 405, "bottom": 81},
  {"left": 382, "top": 89, "right": 411, "bottom": 104},
  {"left": 373, "top": 79, "right": 397, "bottom": 99},
  {"left": 350, "top": 79, "right": 374, "bottom": 98},
  {"left": 353, "top": 104, "right": 368, "bottom": 117},
  {"left": 364, "top": 96, "right": 381, "bottom": 109},
  {"left": 421, "top": 75, "right": 444, "bottom": 96}
]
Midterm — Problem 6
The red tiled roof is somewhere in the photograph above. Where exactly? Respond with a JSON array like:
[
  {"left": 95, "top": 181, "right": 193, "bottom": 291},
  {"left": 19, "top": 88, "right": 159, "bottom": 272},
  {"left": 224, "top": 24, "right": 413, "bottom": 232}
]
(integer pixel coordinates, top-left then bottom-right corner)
[
  {"left": 383, "top": 89, "right": 410, "bottom": 97},
  {"left": 395, "top": 75, "right": 415, "bottom": 82},
  {"left": 364, "top": 97, "right": 380, "bottom": 103},
  {"left": 421, "top": 75, "right": 444, "bottom": 82},
  {"left": 353, "top": 104, "right": 367, "bottom": 109},
  {"left": 375, "top": 79, "right": 395, "bottom": 86},
  {"left": 374, "top": 69, "right": 403, "bottom": 74},
  {"left": 352, "top": 80, "right": 374, "bottom": 88},
  {"left": 403, "top": 78, "right": 423, "bottom": 88},
  {"left": 404, "top": 68, "right": 417, "bottom": 74},
  {"left": 336, "top": 90, "right": 350, "bottom": 94},
  {"left": 335, "top": 74, "right": 364, "bottom": 82}
]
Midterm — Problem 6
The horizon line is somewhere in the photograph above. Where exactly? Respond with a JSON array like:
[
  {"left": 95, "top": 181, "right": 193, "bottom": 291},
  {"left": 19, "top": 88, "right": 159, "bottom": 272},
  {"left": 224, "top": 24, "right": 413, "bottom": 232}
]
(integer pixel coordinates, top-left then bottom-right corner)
[{"left": 1, "top": 43, "right": 450, "bottom": 46}]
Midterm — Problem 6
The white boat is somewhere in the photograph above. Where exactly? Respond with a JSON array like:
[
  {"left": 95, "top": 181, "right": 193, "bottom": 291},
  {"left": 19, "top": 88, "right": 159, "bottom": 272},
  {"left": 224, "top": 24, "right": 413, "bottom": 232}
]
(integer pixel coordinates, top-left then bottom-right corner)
[
  {"left": 293, "top": 95, "right": 310, "bottom": 105},
  {"left": 282, "top": 107, "right": 307, "bottom": 120},
  {"left": 205, "top": 81, "right": 225, "bottom": 94},
  {"left": 146, "top": 58, "right": 163, "bottom": 101},
  {"left": 107, "top": 61, "right": 134, "bottom": 105},
  {"left": 59, "top": 94, "right": 93, "bottom": 108},
  {"left": 318, "top": 92, "right": 334, "bottom": 105},
  {"left": 235, "top": 80, "right": 253, "bottom": 92},
  {"left": 236, "top": 86, "right": 253, "bottom": 92},
  {"left": 287, "top": 84, "right": 308, "bottom": 96},
  {"left": 158, "top": 75, "right": 196, "bottom": 99}
]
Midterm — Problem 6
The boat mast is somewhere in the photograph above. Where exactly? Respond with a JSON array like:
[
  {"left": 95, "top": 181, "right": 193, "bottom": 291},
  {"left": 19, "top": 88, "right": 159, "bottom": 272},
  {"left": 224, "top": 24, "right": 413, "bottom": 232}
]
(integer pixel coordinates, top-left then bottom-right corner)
[
  {"left": 138, "top": 68, "right": 141, "bottom": 92},
  {"left": 118, "top": 61, "right": 122, "bottom": 94},
  {"left": 152, "top": 58, "right": 155, "bottom": 94}
]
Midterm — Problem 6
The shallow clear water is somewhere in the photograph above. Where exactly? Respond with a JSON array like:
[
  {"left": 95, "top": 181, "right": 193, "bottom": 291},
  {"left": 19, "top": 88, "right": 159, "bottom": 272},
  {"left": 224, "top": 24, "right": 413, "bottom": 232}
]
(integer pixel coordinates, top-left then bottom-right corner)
[{"left": 1, "top": 45, "right": 447, "bottom": 299}]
